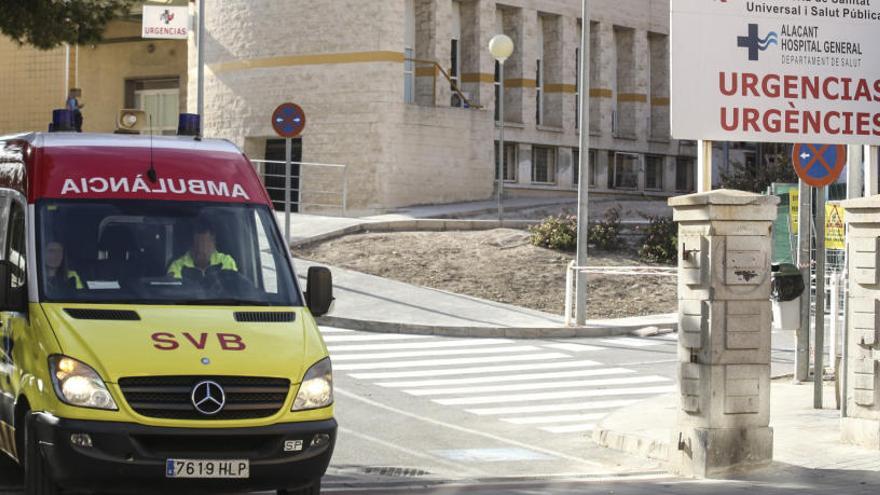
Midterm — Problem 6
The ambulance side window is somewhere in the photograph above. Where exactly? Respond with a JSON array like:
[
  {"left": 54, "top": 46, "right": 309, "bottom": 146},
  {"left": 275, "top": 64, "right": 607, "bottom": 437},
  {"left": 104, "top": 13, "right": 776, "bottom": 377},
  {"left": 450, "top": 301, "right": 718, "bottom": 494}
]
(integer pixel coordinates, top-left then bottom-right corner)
[{"left": 6, "top": 202, "right": 25, "bottom": 289}]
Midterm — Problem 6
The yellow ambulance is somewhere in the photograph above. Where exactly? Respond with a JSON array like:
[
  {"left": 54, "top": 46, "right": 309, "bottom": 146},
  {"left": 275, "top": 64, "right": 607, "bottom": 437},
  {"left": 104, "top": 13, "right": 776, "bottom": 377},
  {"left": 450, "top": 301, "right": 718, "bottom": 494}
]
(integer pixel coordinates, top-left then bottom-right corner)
[{"left": 0, "top": 116, "right": 336, "bottom": 494}]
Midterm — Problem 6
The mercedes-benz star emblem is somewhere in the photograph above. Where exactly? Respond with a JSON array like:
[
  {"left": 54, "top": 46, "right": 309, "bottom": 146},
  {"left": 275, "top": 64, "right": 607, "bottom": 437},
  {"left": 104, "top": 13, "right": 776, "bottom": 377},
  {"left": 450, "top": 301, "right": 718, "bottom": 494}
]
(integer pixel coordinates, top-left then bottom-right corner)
[{"left": 191, "top": 380, "right": 226, "bottom": 416}]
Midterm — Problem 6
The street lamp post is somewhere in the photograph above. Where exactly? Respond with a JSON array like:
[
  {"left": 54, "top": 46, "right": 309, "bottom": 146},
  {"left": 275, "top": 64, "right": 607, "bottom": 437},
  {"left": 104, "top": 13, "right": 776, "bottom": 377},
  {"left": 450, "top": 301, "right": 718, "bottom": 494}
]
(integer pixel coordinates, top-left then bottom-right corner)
[
  {"left": 575, "top": 0, "right": 591, "bottom": 326},
  {"left": 489, "top": 34, "right": 514, "bottom": 221}
]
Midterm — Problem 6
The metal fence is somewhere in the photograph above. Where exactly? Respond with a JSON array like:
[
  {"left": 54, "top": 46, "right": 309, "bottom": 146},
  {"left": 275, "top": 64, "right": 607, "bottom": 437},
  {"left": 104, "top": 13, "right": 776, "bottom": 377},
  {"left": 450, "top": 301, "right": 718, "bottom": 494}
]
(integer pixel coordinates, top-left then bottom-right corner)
[
  {"left": 250, "top": 159, "right": 348, "bottom": 215},
  {"left": 563, "top": 262, "right": 677, "bottom": 326}
]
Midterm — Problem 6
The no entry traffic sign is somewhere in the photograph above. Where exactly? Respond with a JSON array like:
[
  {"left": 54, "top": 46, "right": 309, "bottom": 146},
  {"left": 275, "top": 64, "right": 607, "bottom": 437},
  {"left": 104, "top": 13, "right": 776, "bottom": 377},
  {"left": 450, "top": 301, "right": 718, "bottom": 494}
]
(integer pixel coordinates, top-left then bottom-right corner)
[
  {"left": 791, "top": 143, "right": 846, "bottom": 188},
  {"left": 272, "top": 103, "right": 306, "bottom": 139}
]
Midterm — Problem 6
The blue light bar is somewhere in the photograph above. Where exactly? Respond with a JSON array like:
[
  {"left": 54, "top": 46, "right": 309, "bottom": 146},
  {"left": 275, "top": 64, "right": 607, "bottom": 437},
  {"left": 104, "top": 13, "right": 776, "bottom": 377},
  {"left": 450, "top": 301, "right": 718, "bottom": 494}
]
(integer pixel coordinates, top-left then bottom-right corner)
[
  {"left": 50, "top": 109, "right": 75, "bottom": 132},
  {"left": 178, "top": 113, "right": 201, "bottom": 137}
]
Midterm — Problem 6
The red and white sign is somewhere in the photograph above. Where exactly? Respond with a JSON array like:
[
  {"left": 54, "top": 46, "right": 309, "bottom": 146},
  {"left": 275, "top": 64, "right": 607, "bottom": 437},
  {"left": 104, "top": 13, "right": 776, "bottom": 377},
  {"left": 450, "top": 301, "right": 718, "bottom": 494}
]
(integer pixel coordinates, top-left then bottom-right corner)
[
  {"left": 671, "top": 0, "right": 880, "bottom": 145},
  {"left": 272, "top": 103, "right": 307, "bottom": 139},
  {"left": 142, "top": 5, "right": 189, "bottom": 40},
  {"left": 34, "top": 146, "right": 271, "bottom": 205}
]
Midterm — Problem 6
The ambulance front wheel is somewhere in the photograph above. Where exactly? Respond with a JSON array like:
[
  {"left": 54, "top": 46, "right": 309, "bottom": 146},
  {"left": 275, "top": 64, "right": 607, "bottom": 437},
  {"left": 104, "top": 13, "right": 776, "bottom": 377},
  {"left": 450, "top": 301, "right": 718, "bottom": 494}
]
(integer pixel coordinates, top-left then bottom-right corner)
[
  {"left": 24, "top": 415, "right": 61, "bottom": 495},
  {"left": 278, "top": 478, "right": 321, "bottom": 495}
]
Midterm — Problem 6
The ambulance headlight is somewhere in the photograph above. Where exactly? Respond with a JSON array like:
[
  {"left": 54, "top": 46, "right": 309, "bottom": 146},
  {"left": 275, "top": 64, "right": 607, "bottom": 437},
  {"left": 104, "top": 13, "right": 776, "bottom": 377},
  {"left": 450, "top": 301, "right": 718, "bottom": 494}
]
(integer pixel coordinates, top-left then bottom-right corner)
[
  {"left": 293, "top": 357, "right": 333, "bottom": 411},
  {"left": 49, "top": 356, "right": 118, "bottom": 410}
]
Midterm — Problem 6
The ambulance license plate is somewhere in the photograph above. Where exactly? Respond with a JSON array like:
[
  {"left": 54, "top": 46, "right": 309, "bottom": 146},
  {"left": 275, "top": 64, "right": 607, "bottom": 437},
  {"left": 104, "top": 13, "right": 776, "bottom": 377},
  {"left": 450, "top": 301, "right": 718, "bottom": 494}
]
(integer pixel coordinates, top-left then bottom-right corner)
[{"left": 166, "top": 459, "right": 249, "bottom": 479}]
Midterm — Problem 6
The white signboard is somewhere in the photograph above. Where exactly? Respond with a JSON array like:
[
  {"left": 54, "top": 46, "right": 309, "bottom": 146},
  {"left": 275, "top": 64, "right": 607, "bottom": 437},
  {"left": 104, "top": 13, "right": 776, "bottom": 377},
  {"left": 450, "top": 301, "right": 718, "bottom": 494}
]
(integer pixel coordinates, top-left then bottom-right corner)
[
  {"left": 671, "top": 0, "right": 880, "bottom": 145},
  {"left": 142, "top": 5, "right": 189, "bottom": 40}
]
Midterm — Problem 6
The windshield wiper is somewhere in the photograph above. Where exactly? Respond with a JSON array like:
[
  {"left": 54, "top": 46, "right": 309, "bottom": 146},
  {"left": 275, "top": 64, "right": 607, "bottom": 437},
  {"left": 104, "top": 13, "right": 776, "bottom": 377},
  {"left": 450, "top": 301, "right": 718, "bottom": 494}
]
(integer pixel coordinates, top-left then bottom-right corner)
[{"left": 173, "top": 299, "right": 272, "bottom": 306}]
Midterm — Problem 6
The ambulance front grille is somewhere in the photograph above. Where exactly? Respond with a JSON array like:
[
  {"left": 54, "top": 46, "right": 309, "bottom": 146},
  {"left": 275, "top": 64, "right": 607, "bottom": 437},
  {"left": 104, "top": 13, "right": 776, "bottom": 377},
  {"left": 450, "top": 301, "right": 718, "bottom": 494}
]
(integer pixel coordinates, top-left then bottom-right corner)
[{"left": 118, "top": 376, "right": 290, "bottom": 420}]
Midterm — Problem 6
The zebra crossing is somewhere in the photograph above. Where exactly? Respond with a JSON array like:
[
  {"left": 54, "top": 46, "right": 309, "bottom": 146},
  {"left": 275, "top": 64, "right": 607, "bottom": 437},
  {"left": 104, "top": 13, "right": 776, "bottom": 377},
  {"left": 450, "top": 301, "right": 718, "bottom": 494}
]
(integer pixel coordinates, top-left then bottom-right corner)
[{"left": 323, "top": 327, "right": 677, "bottom": 435}]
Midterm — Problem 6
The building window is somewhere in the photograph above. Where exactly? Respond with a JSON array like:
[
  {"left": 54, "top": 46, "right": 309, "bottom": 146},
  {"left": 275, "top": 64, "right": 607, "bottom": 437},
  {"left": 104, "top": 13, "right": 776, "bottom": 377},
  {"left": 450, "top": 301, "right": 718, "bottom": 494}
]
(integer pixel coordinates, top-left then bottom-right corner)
[
  {"left": 589, "top": 150, "right": 598, "bottom": 186},
  {"left": 572, "top": 149, "right": 596, "bottom": 187},
  {"left": 134, "top": 88, "right": 179, "bottom": 135},
  {"left": 404, "top": 48, "right": 415, "bottom": 104},
  {"left": 125, "top": 78, "right": 179, "bottom": 135},
  {"left": 645, "top": 155, "right": 664, "bottom": 191},
  {"left": 450, "top": 39, "right": 462, "bottom": 107},
  {"left": 495, "top": 141, "right": 517, "bottom": 182},
  {"left": 404, "top": 0, "right": 416, "bottom": 104},
  {"left": 532, "top": 146, "right": 556, "bottom": 184},
  {"left": 575, "top": 47, "right": 580, "bottom": 130},
  {"left": 450, "top": 1, "right": 463, "bottom": 106},
  {"left": 613, "top": 152, "right": 639, "bottom": 190},
  {"left": 648, "top": 33, "right": 670, "bottom": 139},
  {"left": 535, "top": 59, "right": 543, "bottom": 125},
  {"left": 676, "top": 157, "right": 696, "bottom": 192}
]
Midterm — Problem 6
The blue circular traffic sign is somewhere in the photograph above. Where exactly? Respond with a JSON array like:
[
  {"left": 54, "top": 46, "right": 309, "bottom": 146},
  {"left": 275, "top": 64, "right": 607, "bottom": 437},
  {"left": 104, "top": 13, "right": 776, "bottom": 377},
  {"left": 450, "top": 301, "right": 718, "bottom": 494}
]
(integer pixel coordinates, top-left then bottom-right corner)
[
  {"left": 791, "top": 143, "right": 846, "bottom": 188},
  {"left": 272, "top": 103, "right": 306, "bottom": 138}
]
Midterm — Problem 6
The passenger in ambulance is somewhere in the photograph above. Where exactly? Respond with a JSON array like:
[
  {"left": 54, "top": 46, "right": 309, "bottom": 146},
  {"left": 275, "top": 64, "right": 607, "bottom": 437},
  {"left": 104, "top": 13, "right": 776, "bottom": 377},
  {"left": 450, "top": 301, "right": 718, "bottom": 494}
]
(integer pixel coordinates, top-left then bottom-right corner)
[
  {"left": 167, "top": 221, "right": 238, "bottom": 280},
  {"left": 45, "top": 241, "right": 83, "bottom": 291}
]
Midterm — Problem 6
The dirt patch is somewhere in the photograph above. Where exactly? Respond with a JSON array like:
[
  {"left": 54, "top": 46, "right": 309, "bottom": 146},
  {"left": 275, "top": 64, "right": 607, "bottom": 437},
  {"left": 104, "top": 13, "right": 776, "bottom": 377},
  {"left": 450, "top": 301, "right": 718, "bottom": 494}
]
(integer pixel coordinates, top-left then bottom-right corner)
[{"left": 297, "top": 229, "right": 677, "bottom": 319}]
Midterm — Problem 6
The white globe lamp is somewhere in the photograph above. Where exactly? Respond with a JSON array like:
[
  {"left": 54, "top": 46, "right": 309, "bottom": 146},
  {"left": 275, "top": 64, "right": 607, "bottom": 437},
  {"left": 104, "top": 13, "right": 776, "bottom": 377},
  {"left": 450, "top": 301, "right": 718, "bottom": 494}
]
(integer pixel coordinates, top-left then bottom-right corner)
[{"left": 488, "top": 34, "right": 514, "bottom": 64}]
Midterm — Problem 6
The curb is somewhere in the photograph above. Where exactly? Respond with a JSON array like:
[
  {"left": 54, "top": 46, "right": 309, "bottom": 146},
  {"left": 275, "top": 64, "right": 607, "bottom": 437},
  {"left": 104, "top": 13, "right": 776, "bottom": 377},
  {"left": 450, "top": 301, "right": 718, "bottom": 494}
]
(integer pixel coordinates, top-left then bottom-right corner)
[
  {"left": 292, "top": 219, "right": 540, "bottom": 249},
  {"left": 592, "top": 425, "right": 671, "bottom": 463},
  {"left": 315, "top": 314, "right": 677, "bottom": 339},
  {"left": 592, "top": 394, "right": 676, "bottom": 464}
]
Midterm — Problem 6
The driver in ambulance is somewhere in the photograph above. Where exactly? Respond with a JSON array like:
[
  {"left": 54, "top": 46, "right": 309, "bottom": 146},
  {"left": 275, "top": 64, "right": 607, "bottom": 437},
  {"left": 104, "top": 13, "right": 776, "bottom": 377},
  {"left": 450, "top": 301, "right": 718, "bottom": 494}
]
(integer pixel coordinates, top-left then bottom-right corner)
[
  {"left": 45, "top": 240, "right": 83, "bottom": 290},
  {"left": 167, "top": 221, "right": 238, "bottom": 279}
]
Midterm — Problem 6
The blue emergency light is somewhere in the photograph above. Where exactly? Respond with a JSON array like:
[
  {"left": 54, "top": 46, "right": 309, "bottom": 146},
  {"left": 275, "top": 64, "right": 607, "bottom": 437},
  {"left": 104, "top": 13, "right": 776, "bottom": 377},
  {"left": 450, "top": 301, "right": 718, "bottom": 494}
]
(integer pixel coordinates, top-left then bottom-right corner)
[
  {"left": 178, "top": 113, "right": 201, "bottom": 137},
  {"left": 50, "top": 109, "right": 75, "bottom": 132}
]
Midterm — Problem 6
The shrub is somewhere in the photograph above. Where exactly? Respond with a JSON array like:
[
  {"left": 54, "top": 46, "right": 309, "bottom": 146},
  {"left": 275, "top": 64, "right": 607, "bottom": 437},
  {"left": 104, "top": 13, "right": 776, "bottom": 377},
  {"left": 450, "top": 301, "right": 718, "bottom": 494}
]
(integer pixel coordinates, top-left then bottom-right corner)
[
  {"left": 588, "top": 207, "right": 621, "bottom": 251},
  {"left": 529, "top": 214, "right": 577, "bottom": 251},
  {"left": 639, "top": 216, "right": 677, "bottom": 264}
]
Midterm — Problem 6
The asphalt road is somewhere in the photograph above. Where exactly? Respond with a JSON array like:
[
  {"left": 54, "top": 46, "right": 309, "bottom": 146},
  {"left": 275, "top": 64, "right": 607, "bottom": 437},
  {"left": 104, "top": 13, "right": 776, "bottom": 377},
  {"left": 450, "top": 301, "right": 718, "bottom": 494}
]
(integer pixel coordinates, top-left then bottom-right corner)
[{"left": 0, "top": 326, "right": 811, "bottom": 494}]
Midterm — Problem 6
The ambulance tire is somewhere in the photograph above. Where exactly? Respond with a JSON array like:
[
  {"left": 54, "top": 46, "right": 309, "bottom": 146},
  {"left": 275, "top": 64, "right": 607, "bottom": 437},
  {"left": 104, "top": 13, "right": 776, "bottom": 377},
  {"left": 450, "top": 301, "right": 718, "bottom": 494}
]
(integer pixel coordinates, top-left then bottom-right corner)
[
  {"left": 24, "top": 416, "right": 60, "bottom": 495},
  {"left": 278, "top": 478, "right": 320, "bottom": 495}
]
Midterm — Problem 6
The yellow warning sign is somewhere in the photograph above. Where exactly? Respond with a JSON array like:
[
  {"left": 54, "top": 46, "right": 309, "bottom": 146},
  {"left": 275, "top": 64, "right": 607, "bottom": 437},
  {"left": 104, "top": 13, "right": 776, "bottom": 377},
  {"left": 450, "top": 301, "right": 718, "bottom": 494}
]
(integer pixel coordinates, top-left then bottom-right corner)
[
  {"left": 825, "top": 203, "right": 846, "bottom": 251},
  {"left": 787, "top": 191, "right": 846, "bottom": 250}
]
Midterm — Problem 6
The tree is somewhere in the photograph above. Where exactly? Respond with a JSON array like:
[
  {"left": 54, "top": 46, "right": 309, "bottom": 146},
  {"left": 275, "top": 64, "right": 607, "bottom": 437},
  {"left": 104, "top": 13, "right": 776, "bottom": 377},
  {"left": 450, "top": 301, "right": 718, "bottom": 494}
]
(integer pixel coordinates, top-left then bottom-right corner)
[
  {"left": 720, "top": 145, "right": 799, "bottom": 193},
  {"left": 0, "top": 0, "right": 135, "bottom": 50}
]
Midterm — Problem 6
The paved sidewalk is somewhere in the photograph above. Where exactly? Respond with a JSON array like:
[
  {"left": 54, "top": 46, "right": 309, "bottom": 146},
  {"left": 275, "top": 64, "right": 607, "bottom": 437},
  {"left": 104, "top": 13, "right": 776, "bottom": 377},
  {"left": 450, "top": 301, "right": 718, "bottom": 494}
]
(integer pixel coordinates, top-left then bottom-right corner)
[
  {"left": 594, "top": 380, "right": 880, "bottom": 474},
  {"left": 294, "top": 258, "right": 676, "bottom": 338}
]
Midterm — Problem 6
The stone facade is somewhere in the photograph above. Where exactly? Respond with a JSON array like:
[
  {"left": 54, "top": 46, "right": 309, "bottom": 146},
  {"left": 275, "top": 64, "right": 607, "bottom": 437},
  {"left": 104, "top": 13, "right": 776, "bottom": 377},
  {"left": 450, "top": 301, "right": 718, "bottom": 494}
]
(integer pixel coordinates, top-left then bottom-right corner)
[
  {"left": 0, "top": 0, "right": 697, "bottom": 212},
  {"left": 197, "top": 0, "right": 695, "bottom": 213},
  {"left": 840, "top": 195, "right": 880, "bottom": 449}
]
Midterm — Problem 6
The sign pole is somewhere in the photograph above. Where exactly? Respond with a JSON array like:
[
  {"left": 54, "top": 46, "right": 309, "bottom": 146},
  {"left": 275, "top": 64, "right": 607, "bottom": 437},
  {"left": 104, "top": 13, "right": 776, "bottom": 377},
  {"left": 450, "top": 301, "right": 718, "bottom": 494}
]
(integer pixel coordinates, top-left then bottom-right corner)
[
  {"left": 866, "top": 145, "right": 879, "bottom": 196},
  {"left": 814, "top": 186, "right": 826, "bottom": 409},
  {"left": 846, "top": 145, "right": 864, "bottom": 198},
  {"left": 197, "top": 0, "right": 205, "bottom": 121},
  {"left": 697, "top": 140, "right": 712, "bottom": 192},
  {"left": 285, "top": 137, "right": 292, "bottom": 246},
  {"left": 796, "top": 178, "right": 811, "bottom": 383},
  {"left": 270, "top": 101, "right": 307, "bottom": 247},
  {"left": 574, "top": 0, "right": 591, "bottom": 326}
]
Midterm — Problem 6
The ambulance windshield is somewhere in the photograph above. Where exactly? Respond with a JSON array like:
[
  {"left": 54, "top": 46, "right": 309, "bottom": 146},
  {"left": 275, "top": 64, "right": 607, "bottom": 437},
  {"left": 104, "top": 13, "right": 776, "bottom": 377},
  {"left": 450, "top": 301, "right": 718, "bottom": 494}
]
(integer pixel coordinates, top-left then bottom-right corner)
[{"left": 37, "top": 200, "right": 301, "bottom": 306}]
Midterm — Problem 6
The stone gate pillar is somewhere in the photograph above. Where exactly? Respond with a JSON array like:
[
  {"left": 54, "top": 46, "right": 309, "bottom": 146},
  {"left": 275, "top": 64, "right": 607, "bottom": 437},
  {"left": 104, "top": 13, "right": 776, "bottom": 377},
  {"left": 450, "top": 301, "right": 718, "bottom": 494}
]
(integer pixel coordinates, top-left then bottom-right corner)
[
  {"left": 840, "top": 195, "right": 880, "bottom": 448},
  {"left": 668, "top": 190, "right": 778, "bottom": 477}
]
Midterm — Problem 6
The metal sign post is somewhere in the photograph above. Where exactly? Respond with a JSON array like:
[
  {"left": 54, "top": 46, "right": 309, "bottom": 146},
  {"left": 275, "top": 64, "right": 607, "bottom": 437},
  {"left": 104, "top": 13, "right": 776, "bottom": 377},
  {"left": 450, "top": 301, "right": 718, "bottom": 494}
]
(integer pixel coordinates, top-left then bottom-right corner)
[
  {"left": 271, "top": 102, "right": 307, "bottom": 246},
  {"left": 284, "top": 138, "right": 292, "bottom": 244},
  {"left": 796, "top": 179, "right": 811, "bottom": 383},
  {"left": 792, "top": 143, "right": 847, "bottom": 408},
  {"left": 814, "top": 187, "right": 826, "bottom": 408}
]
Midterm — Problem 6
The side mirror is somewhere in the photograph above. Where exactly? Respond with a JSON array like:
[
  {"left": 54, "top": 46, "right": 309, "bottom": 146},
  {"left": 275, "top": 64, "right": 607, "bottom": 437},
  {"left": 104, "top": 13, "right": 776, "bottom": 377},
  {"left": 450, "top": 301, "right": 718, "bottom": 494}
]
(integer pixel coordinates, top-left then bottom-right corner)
[
  {"left": 0, "top": 261, "right": 26, "bottom": 313},
  {"left": 305, "top": 266, "right": 334, "bottom": 317}
]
